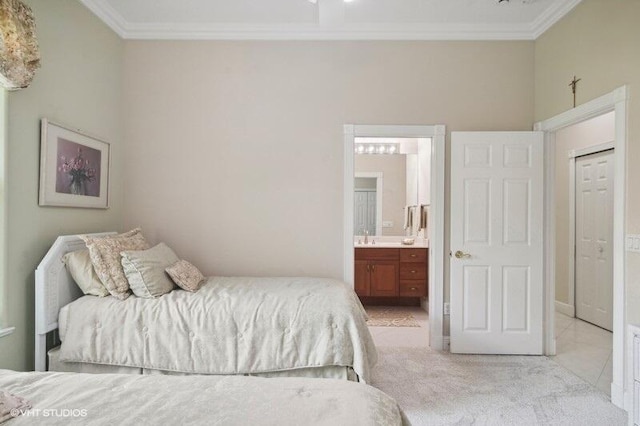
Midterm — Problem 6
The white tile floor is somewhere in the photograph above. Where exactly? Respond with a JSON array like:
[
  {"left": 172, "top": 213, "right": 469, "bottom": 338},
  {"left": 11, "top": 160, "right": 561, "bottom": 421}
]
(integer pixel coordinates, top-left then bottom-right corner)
[
  {"left": 367, "top": 307, "right": 613, "bottom": 397},
  {"left": 551, "top": 311, "right": 613, "bottom": 396},
  {"left": 367, "top": 306, "right": 430, "bottom": 348}
]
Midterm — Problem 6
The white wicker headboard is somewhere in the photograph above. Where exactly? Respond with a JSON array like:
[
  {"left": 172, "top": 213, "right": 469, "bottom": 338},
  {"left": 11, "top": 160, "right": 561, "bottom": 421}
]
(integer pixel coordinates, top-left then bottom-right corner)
[{"left": 34, "top": 232, "right": 116, "bottom": 371}]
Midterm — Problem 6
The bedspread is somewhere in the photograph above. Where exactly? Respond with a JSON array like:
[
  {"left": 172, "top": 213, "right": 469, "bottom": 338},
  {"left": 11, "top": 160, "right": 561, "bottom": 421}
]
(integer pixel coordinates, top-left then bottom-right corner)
[
  {"left": 58, "top": 276, "right": 377, "bottom": 383},
  {"left": 0, "top": 370, "right": 408, "bottom": 425}
]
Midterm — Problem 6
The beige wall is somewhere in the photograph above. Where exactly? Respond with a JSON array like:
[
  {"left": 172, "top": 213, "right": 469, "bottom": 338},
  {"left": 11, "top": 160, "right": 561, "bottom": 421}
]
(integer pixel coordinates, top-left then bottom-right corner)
[
  {"left": 355, "top": 154, "right": 406, "bottom": 236},
  {"left": 123, "top": 41, "right": 534, "bottom": 282},
  {"left": 554, "top": 112, "right": 615, "bottom": 305},
  {"left": 0, "top": 0, "right": 124, "bottom": 370},
  {"left": 535, "top": 0, "right": 640, "bottom": 326}
]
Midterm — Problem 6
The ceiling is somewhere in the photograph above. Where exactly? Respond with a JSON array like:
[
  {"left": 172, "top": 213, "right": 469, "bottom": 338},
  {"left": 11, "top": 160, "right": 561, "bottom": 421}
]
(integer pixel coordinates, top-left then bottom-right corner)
[{"left": 80, "top": 0, "right": 582, "bottom": 41}]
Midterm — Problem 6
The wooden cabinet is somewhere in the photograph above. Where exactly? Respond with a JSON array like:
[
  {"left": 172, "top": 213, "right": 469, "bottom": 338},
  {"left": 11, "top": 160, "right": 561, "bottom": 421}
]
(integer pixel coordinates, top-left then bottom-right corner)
[
  {"left": 354, "top": 249, "right": 399, "bottom": 297},
  {"left": 399, "top": 248, "right": 428, "bottom": 298},
  {"left": 369, "top": 262, "right": 399, "bottom": 296},
  {"left": 355, "top": 247, "right": 428, "bottom": 300}
]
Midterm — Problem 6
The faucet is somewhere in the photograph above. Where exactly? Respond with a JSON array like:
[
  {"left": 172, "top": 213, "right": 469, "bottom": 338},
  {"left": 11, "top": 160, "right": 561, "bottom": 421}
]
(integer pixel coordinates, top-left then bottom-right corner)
[{"left": 363, "top": 229, "right": 369, "bottom": 245}]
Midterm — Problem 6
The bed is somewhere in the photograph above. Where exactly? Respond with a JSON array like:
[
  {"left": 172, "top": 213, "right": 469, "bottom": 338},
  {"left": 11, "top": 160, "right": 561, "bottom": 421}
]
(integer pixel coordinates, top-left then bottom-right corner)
[
  {"left": 35, "top": 233, "right": 377, "bottom": 382},
  {"left": 0, "top": 370, "right": 408, "bottom": 425}
]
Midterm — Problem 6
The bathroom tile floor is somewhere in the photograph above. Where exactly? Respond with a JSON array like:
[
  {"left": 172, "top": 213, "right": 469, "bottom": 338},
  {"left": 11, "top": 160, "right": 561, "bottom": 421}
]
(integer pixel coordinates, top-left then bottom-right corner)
[
  {"left": 551, "top": 312, "right": 613, "bottom": 396},
  {"left": 367, "top": 306, "right": 430, "bottom": 348},
  {"left": 367, "top": 307, "right": 613, "bottom": 397}
]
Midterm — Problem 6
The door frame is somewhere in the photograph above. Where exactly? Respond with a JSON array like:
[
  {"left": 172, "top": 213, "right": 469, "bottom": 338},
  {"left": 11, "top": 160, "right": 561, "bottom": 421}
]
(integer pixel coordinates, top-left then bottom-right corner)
[
  {"left": 344, "top": 124, "right": 446, "bottom": 350},
  {"left": 565, "top": 143, "right": 614, "bottom": 318},
  {"left": 534, "top": 86, "right": 628, "bottom": 409},
  {"left": 354, "top": 172, "right": 383, "bottom": 236}
]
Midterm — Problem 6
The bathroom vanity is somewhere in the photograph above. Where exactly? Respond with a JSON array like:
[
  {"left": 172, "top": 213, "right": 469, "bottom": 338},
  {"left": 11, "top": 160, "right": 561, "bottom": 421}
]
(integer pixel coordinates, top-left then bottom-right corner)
[{"left": 354, "top": 245, "right": 428, "bottom": 303}]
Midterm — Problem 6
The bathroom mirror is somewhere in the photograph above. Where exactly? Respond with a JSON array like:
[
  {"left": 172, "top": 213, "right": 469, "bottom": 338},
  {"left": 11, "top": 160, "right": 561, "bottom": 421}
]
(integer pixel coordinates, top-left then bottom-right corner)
[{"left": 353, "top": 137, "right": 431, "bottom": 237}]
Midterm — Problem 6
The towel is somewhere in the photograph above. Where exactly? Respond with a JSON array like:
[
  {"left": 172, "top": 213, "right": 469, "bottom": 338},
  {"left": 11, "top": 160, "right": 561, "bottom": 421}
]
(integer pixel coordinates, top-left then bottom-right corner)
[
  {"left": 403, "top": 205, "right": 414, "bottom": 230},
  {"left": 420, "top": 204, "right": 429, "bottom": 230},
  {"left": 0, "top": 390, "right": 32, "bottom": 423}
]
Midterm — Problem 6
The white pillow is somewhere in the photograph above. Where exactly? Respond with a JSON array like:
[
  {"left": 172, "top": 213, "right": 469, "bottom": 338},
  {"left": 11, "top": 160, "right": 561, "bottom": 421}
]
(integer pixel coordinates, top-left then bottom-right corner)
[
  {"left": 120, "top": 243, "right": 179, "bottom": 298},
  {"left": 62, "top": 250, "right": 109, "bottom": 297}
]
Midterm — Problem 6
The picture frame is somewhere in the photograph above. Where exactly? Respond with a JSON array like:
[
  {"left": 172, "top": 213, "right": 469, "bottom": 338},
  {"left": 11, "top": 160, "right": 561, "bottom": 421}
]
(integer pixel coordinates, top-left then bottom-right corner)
[{"left": 39, "top": 119, "right": 110, "bottom": 209}]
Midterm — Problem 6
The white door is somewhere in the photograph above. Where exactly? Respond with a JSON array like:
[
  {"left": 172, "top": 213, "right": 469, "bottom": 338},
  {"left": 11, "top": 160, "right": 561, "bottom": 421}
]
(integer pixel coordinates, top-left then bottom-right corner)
[
  {"left": 366, "top": 192, "right": 377, "bottom": 236},
  {"left": 354, "top": 190, "right": 376, "bottom": 236},
  {"left": 575, "top": 150, "right": 614, "bottom": 331},
  {"left": 450, "top": 132, "right": 544, "bottom": 354}
]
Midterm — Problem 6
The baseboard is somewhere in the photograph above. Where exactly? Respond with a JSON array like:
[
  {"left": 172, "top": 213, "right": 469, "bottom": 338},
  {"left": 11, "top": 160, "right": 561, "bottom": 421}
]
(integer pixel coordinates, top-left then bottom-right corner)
[
  {"left": 430, "top": 335, "right": 445, "bottom": 352},
  {"left": 420, "top": 297, "right": 428, "bottom": 313},
  {"left": 614, "top": 384, "right": 626, "bottom": 412},
  {"left": 554, "top": 301, "right": 575, "bottom": 317}
]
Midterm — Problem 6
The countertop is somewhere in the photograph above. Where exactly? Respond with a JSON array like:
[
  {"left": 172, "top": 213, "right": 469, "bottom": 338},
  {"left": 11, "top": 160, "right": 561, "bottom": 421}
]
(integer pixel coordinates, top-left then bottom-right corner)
[{"left": 354, "top": 238, "right": 429, "bottom": 249}]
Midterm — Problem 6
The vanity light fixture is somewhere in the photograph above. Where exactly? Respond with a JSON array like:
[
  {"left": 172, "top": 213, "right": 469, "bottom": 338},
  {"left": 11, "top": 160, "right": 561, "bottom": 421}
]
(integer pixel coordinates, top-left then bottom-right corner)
[
  {"left": 308, "top": 0, "right": 355, "bottom": 3},
  {"left": 355, "top": 143, "right": 400, "bottom": 155}
]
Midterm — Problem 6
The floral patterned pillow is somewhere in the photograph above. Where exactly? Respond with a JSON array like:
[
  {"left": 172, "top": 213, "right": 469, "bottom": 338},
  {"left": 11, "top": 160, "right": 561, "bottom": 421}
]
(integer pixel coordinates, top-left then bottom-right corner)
[
  {"left": 81, "top": 228, "right": 149, "bottom": 300},
  {"left": 165, "top": 260, "right": 206, "bottom": 292}
]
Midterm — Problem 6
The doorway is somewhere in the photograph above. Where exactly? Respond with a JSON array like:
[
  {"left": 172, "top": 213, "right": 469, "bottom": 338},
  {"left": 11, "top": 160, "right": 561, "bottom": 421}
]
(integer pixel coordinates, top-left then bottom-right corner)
[
  {"left": 535, "top": 87, "right": 628, "bottom": 408},
  {"left": 343, "top": 124, "right": 446, "bottom": 351},
  {"left": 551, "top": 112, "right": 615, "bottom": 395}
]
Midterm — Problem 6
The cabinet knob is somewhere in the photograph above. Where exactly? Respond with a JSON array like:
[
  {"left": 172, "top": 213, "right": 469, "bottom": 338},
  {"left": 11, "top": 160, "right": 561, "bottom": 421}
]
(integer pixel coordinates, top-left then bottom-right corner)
[
  {"left": 411, "top": 270, "right": 417, "bottom": 274},
  {"left": 410, "top": 254, "right": 416, "bottom": 258},
  {"left": 410, "top": 287, "right": 417, "bottom": 291}
]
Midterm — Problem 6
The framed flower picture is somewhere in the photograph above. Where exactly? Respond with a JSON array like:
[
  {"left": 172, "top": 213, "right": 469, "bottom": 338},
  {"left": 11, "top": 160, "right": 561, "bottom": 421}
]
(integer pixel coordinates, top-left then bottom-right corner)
[{"left": 39, "top": 119, "right": 110, "bottom": 208}]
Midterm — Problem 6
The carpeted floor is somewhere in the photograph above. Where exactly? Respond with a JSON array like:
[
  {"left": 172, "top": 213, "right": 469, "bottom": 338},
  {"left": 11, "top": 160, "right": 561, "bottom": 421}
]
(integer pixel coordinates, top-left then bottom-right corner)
[
  {"left": 371, "top": 346, "right": 627, "bottom": 425},
  {"left": 365, "top": 306, "right": 420, "bottom": 327}
]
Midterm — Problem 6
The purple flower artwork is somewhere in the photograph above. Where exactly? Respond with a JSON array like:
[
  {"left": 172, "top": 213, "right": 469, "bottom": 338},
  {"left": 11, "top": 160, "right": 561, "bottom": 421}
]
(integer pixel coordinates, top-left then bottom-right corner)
[{"left": 55, "top": 138, "right": 102, "bottom": 197}]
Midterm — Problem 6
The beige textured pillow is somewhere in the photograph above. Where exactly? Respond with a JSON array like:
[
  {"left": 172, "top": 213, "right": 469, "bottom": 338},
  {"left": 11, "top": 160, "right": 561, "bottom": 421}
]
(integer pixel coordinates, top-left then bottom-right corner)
[
  {"left": 81, "top": 228, "right": 150, "bottom": 300},
  {"left": 166, "top": 260, "right": 206, "bottom": 292},
  {"left": 62, "top": 250, "right": 109, "bottom": 297},
  {"left": 121, "top": 243, "right": 179, "bottom": 298}
]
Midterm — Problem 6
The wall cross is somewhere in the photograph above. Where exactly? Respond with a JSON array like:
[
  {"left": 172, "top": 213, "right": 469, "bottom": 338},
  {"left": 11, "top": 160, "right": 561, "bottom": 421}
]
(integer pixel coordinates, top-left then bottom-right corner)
[{"left": 569, "top": 75, "right": 581, "bottom": 108}]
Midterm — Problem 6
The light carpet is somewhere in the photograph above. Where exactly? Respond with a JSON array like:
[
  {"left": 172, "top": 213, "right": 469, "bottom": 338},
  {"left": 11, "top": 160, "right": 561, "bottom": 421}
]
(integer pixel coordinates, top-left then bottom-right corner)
[
  {"left": 371, "top": 347, "right": 627, "bottom": 425},
  {"left": 365, "top": 307, "right": 420, "bottom": 327}
]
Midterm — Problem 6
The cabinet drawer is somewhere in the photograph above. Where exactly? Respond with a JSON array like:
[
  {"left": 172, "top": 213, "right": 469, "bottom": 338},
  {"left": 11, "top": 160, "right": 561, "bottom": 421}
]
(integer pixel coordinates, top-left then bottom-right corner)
[
  {"left": 399, "top": 280, "right": 427, "bottom": 297},
  {"left": 355, "top": 248, "right": 399, "bottom": 261},
  {"left": 399, "top": 264, "right": 427, "bottom": 280},
  {"left": 400, "top": 249, "right": 427, "bottom": 263}
]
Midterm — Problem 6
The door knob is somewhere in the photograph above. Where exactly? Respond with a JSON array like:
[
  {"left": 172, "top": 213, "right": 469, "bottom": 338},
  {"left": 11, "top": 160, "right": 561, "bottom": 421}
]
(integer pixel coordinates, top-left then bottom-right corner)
[{"left": 454, "top": 250, "right": 471, "bottom": 259}]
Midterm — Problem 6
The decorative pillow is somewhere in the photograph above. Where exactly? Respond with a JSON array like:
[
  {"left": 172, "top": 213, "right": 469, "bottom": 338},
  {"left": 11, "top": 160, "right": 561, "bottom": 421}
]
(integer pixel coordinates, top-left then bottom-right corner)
[
  {"left": 121, "top": 243, "right": 179, "bottom": 298},
  {"left": 81, "top": 228, "right": 149, "bottom": 300},
  {"left": 166, "top": 260, "right": 206, "bottom": 292},
  {"left": 62, "top": 250, "right": 110, "bottom": 297}
]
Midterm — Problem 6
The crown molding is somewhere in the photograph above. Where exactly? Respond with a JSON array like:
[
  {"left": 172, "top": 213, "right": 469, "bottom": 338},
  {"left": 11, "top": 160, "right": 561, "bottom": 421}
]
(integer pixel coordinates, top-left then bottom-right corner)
[
  {"left": 80, "top": 0, "right": 582, "bottom": 41},
  {"left": 530, "top": 0, "right": 582, "bottom": 39},
  {"left": 80, "top": 0, "right": 128, "bottom": 38},
  {"left": 122, "top": 22, "right": 535, "bottom": 41}
]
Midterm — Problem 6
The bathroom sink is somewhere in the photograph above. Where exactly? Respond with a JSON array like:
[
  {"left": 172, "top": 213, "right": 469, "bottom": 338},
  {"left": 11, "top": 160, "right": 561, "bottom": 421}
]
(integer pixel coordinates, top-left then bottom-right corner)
[{"left": 354, "top": 239, "right": 429, "bottom": 248}]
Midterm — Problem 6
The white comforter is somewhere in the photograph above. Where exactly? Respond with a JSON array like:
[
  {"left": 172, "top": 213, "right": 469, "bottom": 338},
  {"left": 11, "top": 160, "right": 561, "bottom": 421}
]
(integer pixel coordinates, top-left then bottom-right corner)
[
  {"left": 0, "top": 370, "right": 408, "bottom": 425},
  {"left": 58, "top": 276, "right": 377, "bottom": 383}
]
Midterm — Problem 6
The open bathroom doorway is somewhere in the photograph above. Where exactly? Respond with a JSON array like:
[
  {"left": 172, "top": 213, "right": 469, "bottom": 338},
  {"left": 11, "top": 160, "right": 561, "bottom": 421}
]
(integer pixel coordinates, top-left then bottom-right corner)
[{"left": 343, "top": 125, "right": 446, "bottom": 352}]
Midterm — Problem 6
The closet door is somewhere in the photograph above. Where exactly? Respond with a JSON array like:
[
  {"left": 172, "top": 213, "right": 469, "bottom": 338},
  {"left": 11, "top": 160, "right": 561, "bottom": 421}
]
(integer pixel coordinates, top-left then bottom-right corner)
[
  {"left": 354, "top": 191, "right": 368, "bottom": 236},
  {"left": 575, "top": 150, "right": 614, "bottom": 331},
  {"left": 366, "top": 192, "right": 377, "bottom": 236}
]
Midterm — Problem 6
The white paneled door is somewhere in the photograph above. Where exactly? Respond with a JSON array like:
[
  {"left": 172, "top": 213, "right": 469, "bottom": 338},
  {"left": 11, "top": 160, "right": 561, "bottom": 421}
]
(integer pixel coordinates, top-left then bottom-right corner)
[
  {"left": 575, "top": 150, "right": 614, "bottom": 331},
  {"left": 354, "top": 190, "right": 376, "bottom": 236},
  {"left": 450, "top": 132, "right": 544, "bottom": 354}
]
